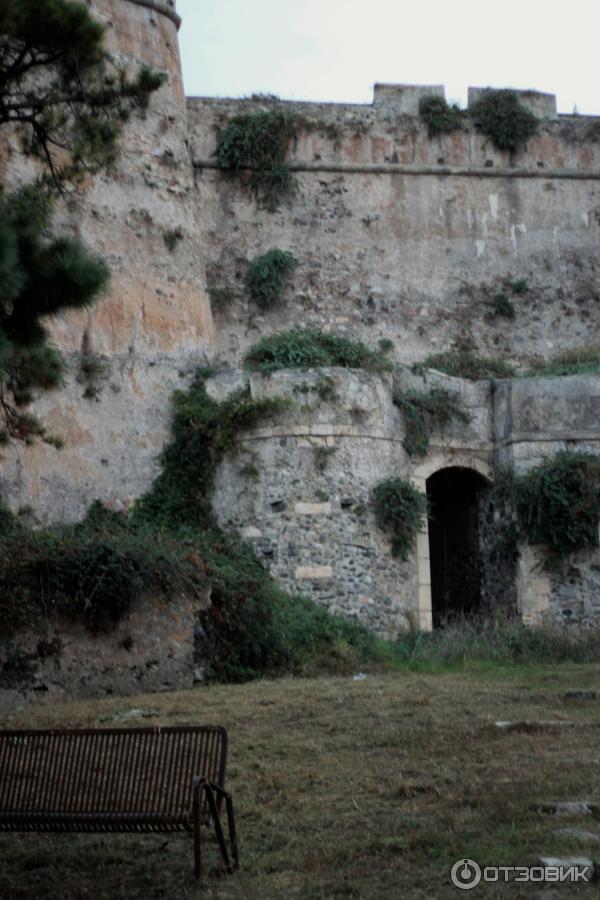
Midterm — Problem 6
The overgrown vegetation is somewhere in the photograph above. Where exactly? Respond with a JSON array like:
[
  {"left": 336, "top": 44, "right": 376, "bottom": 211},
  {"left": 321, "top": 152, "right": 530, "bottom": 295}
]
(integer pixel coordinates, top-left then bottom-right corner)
[
  {"left": 491, "top": 292, "right": 515, "bottom": 318},
  {"left": 79, "top": 350, "right": 110, "bottom": 400},
  {"left": 163, "top": 228, "right": 183, "bottom": 253},
  {"left": 504, "top": 276, "right": 529, "bottom": 295},
  {"left": 418, "top": 95, "right": 465, "bottom": 137},
  {"left": 510, "top": 452, "right": 600, "bottom": 564},
  {"left": 372, "top": 478, "right": 427, "bottom": 560},
  {"left": 134, "top": 375, "right": 290, "bottom": 525},
  {"left": 528, "top": 345, "right": 600, "bottom": 377},
  {"left": 0, "top": 188, "right": 109, "bottom": 442},
  {"left": 245, "top": 249, "right": 296, "bottom": 306},
  {"left": 469, "top": 89, "right": 538, "bottom": 153},
  {"left": 1, "top": 372, "right": 395, "bottom": 683},
  {"left": 392, "top": 385, "right": 470, "bottom": 456},
  {"left": 417, "top": 350, "right": 516, "bottom": 381},
  {"left": 313, "top": 445, "right": 337, "bottom": 473},
  {"left": 0, "top": 501, "right": 206, "bottom": 634},
  {"left": 244, "top": 328, "right": 394, "bottom": 374},
  {"left": 216, "top": 110, "right": 300, "bottom": 210},
  {"left": 490, "top": 276, "right": 529, "bottom": 319}
]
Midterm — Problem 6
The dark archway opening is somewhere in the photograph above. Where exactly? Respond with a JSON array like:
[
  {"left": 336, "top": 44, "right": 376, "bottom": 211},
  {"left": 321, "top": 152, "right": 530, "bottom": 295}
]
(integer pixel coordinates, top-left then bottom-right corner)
[{"left": 426, "top": 467, "right": 489, "bottom": 628}]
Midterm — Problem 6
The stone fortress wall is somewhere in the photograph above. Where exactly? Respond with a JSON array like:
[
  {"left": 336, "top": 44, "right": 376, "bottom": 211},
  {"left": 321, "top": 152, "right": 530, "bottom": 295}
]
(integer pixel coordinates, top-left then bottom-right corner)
[
  {"left": 2, "top": 0, "right": 600, "bottom": 641},
  {"left": 190, "top": 82, "right": 600, "bottom": 632},
  {"left": 189, "top": 86, "right": 600, "bottom": 367},
  {"left": 0, "top": 0, "right": 214, "bottom": 524}
]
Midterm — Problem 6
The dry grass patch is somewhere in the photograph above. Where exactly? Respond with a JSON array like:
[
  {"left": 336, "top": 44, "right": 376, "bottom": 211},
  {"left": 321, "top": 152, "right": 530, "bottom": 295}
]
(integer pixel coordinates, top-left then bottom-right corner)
[{"left": 2, "top": 666, "right": 600, "bottom": 898}]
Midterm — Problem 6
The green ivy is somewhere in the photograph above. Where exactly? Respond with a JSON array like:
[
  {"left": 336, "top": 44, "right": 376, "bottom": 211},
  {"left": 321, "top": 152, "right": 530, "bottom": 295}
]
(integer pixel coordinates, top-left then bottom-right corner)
[
  {"left": 135, "top": 374, "right": 290, "bottom": 526},
  {"left": 216, "top": 110, "right": 299, "bottom": 210},
  {"left": 244, "top": 328, "right": 394, "bottom": 375},
  {"left": 419, "top": 96, "right": 465, "bottom": 137},
  {"left": 393, "top": 385, "right": 470, "bottom": 456},
  {"left": 245, "top": 249, "right": 297, "bottom": 306},
  {"left": 372, "top": 478, "right": 427, "bottom": 560},
  {"left": 469, "top": 89, "right": 538, "bottom": 153},
  {"left": 512, "top": 452, "right": 600, "bottom": 563},
  {"left": 0, "top": 370, "right": 398, "bottom": 682}
]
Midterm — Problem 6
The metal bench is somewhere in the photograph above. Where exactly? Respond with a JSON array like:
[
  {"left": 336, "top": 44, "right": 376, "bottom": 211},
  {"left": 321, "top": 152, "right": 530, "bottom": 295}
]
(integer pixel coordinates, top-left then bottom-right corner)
[{"left": 0, "top": 724, "right": 239, "bottom": 880}]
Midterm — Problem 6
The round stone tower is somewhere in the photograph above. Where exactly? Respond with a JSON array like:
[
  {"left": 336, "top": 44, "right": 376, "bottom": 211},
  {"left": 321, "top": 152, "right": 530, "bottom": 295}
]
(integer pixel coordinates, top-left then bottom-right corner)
[{"left": 1, "top": 0, "right": 215, "bottom": 523}]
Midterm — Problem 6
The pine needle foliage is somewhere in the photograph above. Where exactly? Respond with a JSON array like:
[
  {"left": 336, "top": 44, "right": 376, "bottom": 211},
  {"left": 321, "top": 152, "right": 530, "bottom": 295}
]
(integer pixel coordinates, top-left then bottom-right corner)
[
  {"left": 0, "top": 188, "right": 109, "bottom": 441},
  {"left": 0, "top": 0, "right": 166, "bottom": 189},
  {"left": 0, "top": 0, "right": 164, "bottom": 441}
]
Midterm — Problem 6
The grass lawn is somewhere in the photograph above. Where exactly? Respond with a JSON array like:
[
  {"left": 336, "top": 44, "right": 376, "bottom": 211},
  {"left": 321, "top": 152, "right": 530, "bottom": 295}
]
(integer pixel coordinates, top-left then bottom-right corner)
[{"left": 2, "top": 663, "right": 600, "bottom": 898}]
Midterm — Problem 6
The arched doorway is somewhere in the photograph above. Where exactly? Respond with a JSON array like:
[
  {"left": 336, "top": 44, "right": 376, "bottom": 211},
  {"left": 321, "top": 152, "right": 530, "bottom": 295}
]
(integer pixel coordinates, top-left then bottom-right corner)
[{"left": 426, "top": 466, "right": 489, "bottom": 628}]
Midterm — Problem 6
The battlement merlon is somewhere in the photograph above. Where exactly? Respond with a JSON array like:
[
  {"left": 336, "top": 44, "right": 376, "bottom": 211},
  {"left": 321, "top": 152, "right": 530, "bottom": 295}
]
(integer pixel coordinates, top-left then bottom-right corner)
[
  {"left": 374, "top": 83, "right": 558, "bottom": 117},
  {"left": 123, "top": 0, "right": 181, "bottom": 30}
]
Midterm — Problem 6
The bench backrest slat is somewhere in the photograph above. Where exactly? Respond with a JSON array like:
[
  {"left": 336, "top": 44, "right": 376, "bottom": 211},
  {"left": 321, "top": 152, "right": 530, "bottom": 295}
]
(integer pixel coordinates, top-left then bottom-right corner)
[{"left": 0, "top": 726, "right": 227, "bottom": 815}]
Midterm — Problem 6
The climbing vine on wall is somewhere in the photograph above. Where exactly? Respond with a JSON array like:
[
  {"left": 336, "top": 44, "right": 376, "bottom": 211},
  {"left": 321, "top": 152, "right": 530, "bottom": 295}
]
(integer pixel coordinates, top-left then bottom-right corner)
[
  {"left": 372, "top": 478, "right": 427, "bottom": 560},
  {"left": 216, "top": 110, "right": 299, "bottom": 210},
  {"left": 392, "top": 385, "right": 470, "bottom": 456},
  {"left": 511, "top": 452, "right": 600, "bottom": 564}
]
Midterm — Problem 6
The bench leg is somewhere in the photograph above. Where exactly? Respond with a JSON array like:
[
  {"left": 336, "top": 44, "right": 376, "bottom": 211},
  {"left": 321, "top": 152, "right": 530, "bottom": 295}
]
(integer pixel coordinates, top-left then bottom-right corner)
[
  {"left": 224, "top": 793, "right": 239, "bottom": 869},
  {"left": 203, "top": 784, "right": 233, "bottom": 873},
  {"left": 193, "top": 815, "right": 202, "bottom": 880},
  {"left": 192, "top": 787, "right": 203, "bottom": 880}
]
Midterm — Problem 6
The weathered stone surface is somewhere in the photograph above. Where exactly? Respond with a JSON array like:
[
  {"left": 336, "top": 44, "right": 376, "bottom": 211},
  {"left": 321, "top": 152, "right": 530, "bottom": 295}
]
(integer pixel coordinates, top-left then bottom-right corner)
[
  {"left": 294, "top": 566, "right": 334, "bottom": 580},
  {"left": 0, "top": 592, "right": 207, "bottom": 712},
  {"left": 190, "top": 94, "right": 600, "bottom": 370},
  {"left": 2, "top": 3, "right": 600, "bottom": 649},
  {"left": 0, "top": 0, "right": 214, "bottom": 525}
]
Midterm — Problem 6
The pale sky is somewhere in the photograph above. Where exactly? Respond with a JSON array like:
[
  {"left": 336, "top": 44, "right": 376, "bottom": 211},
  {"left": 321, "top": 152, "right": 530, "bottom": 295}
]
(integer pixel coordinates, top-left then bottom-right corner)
[{"left": 177, "top": 0, "right": 600, "bottom": 115}]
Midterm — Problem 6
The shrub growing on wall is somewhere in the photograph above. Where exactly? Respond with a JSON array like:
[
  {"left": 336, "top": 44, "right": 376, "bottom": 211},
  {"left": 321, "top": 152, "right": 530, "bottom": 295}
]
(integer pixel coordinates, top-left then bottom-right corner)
[
  {"left": 513, "top": 452, "right": 600, "bottom": 563},
  {"left": 419, "top": 96, "right": 465, "bottom": 137},
  {"left": 469, "top": 89, "right": 538, "bottom": 153},
  {"left": 245, "top": 249, "right": 297, "bottom": 306},
  {"left": 372, "top": 478, "right": 427, "bottom": 560},
  {"left": 216, "top": 109, "right": 299, "bottom": 210},
  {"left": 244, "top": 328, "right": 393, "bottom": 374}
]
